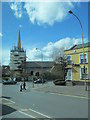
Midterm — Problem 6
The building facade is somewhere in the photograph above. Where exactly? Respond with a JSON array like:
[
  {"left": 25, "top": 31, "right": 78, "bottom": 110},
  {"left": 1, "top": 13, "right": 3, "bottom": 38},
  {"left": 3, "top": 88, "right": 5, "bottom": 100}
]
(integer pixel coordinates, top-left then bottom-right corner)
[
  {"left": 25, "top": 61, "right": 53, "bottom": 74},
  {"left": 10, "top": 30, "right": 26, "bottom": 71},
  {"left": 64, "top": 42, "right": 90, "bottom": 83}
]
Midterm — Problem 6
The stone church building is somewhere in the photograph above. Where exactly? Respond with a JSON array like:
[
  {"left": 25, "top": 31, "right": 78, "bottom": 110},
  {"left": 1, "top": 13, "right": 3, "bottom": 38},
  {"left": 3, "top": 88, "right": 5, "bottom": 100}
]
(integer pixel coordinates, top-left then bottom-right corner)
[{"left": 10, "top": 30, "right": 54, "bottom": 80}]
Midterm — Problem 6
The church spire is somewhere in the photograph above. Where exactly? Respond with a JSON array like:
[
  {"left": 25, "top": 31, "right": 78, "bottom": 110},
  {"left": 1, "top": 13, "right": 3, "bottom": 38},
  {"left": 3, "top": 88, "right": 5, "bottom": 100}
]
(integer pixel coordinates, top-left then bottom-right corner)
[{"left": 17, "top": 30, "right": 21, "bottom": 49}]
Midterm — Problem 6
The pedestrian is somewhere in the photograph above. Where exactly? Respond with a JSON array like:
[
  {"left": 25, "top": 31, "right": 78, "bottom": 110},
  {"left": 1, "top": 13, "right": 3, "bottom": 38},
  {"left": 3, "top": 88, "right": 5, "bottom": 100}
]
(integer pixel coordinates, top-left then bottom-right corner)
[
  {"left": 23, "top": 81, "right": 26, "bottom": 90},
  {"left": 20, "top": 83, "right": 22, "bottom": 92}
]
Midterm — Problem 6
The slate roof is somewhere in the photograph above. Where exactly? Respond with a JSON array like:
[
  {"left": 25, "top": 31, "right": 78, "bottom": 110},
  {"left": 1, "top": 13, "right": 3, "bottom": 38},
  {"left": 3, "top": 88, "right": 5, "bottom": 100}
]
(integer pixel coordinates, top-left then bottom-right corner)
[
  {"left": 65, "top": 42, "right": 90, "bottom": 51},
  {"left": 25, "top": 61, "right": 54, "bottom": 68}
]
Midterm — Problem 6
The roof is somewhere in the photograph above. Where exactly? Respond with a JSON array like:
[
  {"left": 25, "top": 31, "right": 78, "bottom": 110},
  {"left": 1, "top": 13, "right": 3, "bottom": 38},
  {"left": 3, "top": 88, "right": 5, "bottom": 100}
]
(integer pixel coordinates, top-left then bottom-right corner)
[
  {"left": 64, "top": 42, "right": 90, "bottom": 51},
  {"left": 25, "top": 61, "right": 54, "bottom": 68}
]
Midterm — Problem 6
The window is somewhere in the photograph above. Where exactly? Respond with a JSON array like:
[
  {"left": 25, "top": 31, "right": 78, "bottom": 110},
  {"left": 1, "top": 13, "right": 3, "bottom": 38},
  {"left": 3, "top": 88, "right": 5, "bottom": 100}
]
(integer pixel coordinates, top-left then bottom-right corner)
[
  {"left": 80, "top": 53, "right": 87, "bottom": 64},
  {"left": 67, "top": 56, "right": 71, "bottom": 61},
  {"left": 67, "top": 56, "right": 72, "bottom": 64},
  {"left": 14, "top": 54, "right": 19, "bottom": 57},
  {"left": 80, "top": 67, "right": 89, "bottom": 80}
]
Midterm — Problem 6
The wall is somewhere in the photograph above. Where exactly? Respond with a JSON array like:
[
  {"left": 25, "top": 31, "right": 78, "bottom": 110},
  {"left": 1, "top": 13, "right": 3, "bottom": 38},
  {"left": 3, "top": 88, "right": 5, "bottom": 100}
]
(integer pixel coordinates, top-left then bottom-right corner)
[{"left": 64, "top": 46, "right": 90, "bottom": 82}]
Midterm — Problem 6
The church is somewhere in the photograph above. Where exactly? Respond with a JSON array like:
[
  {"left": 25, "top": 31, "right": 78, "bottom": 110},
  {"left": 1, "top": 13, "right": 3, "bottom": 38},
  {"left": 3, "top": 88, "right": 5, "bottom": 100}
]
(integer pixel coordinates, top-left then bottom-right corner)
[{"left": 10, "top": 30, "right": 54, "bottom": 80}]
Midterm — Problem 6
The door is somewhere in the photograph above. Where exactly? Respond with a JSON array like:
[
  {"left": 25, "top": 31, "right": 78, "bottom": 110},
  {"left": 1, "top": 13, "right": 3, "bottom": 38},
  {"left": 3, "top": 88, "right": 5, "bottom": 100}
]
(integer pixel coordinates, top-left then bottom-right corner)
[{"left": 66, "top": 69, "right": 72, "bottom": 80}]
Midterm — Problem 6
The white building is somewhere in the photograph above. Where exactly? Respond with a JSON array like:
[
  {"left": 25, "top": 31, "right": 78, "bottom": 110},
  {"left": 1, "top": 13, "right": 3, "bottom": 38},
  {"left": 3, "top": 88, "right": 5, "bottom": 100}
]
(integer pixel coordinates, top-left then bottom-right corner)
[{"left": 10, "top": 30, "right": 26, "bottom": 71}]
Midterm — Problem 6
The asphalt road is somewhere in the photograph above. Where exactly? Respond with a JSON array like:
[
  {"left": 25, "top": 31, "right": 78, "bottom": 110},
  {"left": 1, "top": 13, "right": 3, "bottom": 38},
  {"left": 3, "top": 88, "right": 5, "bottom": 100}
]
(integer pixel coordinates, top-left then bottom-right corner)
[{"left": 1, "top": 82, "right": 88, "bottom": 119}]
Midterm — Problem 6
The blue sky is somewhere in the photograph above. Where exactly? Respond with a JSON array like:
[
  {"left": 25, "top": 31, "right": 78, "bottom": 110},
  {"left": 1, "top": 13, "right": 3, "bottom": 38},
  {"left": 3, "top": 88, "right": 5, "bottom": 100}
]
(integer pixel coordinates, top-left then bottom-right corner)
[{"left": 0, "top": 2, "right": 88, "bottom": 65}]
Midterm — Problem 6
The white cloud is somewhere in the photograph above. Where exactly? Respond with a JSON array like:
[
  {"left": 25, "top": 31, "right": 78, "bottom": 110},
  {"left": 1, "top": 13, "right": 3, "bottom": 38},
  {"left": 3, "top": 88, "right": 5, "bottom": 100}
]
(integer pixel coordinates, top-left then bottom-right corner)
[
  {"left": 1, "top": 49, "right": 10, "bottom": 65},
  {"left": 24, "top": 2, "right": 74, "bottom": 26},
  {"left": 1, "top": 37, "right": 88, "bottom": 65},
  {"left": 0, "top": 33, "right": 2, "bottom": 37},
  {"left": 26, "top": 48, "right": 43, "bottom": 61},
  {"left": 10, "top": 2, "right": 23, "bottom": 18},
  {"left": 26, "top": 37, "right": 88, "bottom": 61},
  {"left": 10, "top": 2, "right": 74, "bottom": 25}
]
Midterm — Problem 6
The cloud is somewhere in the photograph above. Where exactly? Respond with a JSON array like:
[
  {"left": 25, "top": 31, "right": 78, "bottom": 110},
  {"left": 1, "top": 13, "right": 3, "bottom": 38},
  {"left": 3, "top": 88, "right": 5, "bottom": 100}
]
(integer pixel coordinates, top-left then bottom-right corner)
[
  {"left": 26, "top": 48, "right": 43, "bottom": 61},
  {"left": 10, "top": 2, "right": 23, "bottom": 18},
  {"left": 10, "top": 2, "right": 74, "bottom": 25},
  {"left": 1, "top": 49, "right": 10, "bottom": 65},
  {"left": 2, "top": 37, "right": 88, "bottom": 65},
  {"left": 26, "top": 37, "right": 88, "bottom": 61},
  {"left": 0, "top": 32, "right": 2, "bottom": 37},
  {"left": 24, "top": 2, "right": 74, "bottom": 26}
]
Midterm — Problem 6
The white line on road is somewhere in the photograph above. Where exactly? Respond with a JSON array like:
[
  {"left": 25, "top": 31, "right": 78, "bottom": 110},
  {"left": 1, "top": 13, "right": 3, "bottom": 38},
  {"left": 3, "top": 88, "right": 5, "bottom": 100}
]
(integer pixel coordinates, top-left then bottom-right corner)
[
  {"left": 20, "top": 108, "right": 51, "bottom": 118},
  {"left": 31, "top": 90, "right": 89, "bottom": 99},
  {"left": 50, "top": 92, "right": 89, "bottom": 99},
  {"left": 28, "top": 108, "right": 51, "bottom": 118},
  {"left": 2, "top": 98, "right": 15, "bottom": 103},
  {"left": 2, "top": 97, "right": 51, "bottom": 118},
  {"left": 3, "top": 102, "right": 14, "bottom": 105},
  {"left": 19, "top": 111, "right": 36, "bottom": 118}
]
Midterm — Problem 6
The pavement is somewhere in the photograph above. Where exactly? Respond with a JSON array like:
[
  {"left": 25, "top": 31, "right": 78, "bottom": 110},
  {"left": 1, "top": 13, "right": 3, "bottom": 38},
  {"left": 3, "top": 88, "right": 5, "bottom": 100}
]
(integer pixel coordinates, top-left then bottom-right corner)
[{"left": 30, "top": 81, "right": 90, "bottom": 98}]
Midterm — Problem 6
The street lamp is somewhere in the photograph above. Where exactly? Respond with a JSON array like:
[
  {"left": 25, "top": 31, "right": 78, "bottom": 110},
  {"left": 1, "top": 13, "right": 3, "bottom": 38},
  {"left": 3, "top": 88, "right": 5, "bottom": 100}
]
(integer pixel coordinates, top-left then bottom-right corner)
[
  {"left": 68, "top": 10, "right": 87, "bottom": 91},
  {"left": 36, "top": 48, "right": 43, "bottom": 83}
]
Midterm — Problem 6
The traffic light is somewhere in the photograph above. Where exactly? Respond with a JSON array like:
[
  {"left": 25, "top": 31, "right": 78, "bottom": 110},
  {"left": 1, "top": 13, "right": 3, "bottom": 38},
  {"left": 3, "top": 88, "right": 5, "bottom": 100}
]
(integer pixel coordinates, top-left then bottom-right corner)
[{"left": 31, "top": 71, "right": 33, "bottom": 75}]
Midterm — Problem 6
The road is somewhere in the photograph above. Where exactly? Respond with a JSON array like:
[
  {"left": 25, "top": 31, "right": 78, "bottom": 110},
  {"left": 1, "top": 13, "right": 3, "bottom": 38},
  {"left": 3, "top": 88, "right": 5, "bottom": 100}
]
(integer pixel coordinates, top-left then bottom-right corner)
[{"left": 1, "top": 82, "right": 88, "bottom": 119}]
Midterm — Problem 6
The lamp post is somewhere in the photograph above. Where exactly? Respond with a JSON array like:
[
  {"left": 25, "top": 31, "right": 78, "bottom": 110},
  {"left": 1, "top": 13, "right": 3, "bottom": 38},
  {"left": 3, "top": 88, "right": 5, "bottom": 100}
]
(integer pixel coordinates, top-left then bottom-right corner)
[
  {"left": 68, "top": 10, "right": 87, "bottom": 91},
  {"left": 36, "top": 48, "right": 43, "bottom": 83}
]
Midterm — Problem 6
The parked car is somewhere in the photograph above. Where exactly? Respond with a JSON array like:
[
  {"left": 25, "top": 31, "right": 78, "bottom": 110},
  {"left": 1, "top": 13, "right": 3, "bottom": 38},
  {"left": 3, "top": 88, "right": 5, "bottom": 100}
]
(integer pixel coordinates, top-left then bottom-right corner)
[
  {"left": 16, "top": 77, "right": 22, "bottom": 82},
  {"left": 34, "top": 79, "right": 46, "bottom": 84},
  {"left": 53, "top": 79, "right": 66, "bottom": 86},
  {"left": 2, "top": 80, "right": 17, "bottom": 85}
]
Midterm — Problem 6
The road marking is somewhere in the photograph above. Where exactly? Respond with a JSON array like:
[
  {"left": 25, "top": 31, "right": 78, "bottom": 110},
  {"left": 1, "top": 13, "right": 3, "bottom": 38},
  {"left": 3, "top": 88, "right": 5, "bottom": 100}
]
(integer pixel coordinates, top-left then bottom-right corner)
[
  {"left": 32, "top": 90, "right": 89, "bottom": 100},
  {"left": 3, "top": 102, "right": 14, "bottom": 105},
  {"left": 28, "top": 108, "right": 51, "bottom": 118},
  {"left": 20, "top": 108, "right": 51, "bottom": 118},
  {"left": 20, "top": 109, "right": 29, "bottom": 111},
  {"left": 19, "top": 111, "right": 36, "bottom": 118},
  {"left": 2, "top": 98, "right": 15, "bottom": 104},
  {"left": 2, "top": 98, "right": 50, "bottom": 118},
  {"left": 50, "top": 92, "right": 89, "bottom": 99}
]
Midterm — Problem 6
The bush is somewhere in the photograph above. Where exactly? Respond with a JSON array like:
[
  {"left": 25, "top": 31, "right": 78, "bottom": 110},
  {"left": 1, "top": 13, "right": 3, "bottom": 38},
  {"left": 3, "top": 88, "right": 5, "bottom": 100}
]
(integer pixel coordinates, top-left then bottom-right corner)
[{"left": 42, "top": 72, "right": 64, "bottom": 81}]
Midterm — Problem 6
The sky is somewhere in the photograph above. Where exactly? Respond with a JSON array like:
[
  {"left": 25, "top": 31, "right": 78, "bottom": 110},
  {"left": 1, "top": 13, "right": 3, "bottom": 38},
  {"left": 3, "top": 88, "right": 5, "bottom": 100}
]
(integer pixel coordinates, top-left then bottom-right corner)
[{"left": 0, "top": 2, "right": 89, "bottom": 65}]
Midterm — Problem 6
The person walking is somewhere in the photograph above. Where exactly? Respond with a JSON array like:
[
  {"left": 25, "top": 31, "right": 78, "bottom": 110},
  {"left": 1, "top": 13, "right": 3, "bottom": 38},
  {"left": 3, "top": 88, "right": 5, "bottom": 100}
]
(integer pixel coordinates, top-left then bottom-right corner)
[
  {"left": 23, "top": 80, "right": 26, "bottom": 90},
  {"left": 20, "top": 83, "right": 22, "bottom": 92}
]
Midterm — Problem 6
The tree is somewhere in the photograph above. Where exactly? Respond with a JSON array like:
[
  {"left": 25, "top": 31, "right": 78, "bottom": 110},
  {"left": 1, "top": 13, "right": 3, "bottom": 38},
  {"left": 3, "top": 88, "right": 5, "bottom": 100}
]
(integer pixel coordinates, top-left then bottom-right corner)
[{"left": 50, "top": 47, "right": 67, "bottom": 80}]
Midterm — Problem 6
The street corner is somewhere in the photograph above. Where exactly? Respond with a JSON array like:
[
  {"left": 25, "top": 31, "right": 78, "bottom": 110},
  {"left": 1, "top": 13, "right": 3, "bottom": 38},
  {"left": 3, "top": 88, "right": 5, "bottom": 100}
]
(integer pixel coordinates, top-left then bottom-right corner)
[{"left": 2, "top": 104, "right": 16, "bottom": 116}]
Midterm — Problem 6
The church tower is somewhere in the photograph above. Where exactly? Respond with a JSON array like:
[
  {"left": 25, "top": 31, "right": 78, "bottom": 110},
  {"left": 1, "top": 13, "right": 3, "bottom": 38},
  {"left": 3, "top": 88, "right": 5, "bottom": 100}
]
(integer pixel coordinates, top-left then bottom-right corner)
[
  {"left": 10, "top": 30, "right": 26, "bottom": 72},
  {"left": 17, "top": 30, "right": 21, "bottom": 49}
]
